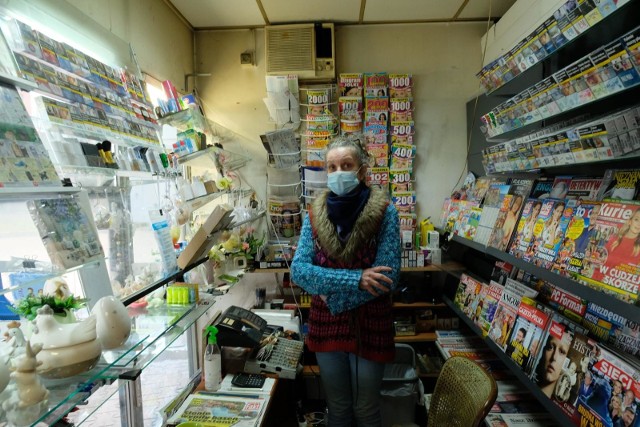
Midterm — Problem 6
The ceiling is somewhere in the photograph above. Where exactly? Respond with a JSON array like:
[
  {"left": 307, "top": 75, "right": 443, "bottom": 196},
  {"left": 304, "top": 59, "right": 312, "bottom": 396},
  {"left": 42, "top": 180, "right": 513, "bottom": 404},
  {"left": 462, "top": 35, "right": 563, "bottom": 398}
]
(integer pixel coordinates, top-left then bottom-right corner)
[{"left": 166, "top": 0, "right": 518, "bottom": 30}]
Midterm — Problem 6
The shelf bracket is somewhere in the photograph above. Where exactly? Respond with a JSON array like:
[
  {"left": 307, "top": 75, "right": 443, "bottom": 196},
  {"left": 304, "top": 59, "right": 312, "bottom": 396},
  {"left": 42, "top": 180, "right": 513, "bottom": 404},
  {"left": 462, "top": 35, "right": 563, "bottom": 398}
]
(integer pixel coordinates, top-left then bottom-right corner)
[{"left": 118, "top": 369, "right": 144, "bottom": 427}]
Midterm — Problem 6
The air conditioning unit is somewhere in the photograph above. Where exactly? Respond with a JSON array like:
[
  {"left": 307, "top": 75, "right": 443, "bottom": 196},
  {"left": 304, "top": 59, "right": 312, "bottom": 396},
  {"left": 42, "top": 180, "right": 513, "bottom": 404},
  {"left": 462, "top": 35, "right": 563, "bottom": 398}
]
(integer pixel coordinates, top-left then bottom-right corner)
[{"left": 265, "top": 23, "right": 335, "bottom": 80}]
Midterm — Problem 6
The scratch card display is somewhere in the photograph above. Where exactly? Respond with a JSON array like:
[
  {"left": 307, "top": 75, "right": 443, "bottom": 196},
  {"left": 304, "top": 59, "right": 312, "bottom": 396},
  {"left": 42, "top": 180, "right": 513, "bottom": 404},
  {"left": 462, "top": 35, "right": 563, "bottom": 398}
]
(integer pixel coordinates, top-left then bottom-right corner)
[
  {"left": 28, "top": 196, "right": 104, "bottom": 269},
  {"left": 0, "top": 83, "right": 60, "bottom": 188}
]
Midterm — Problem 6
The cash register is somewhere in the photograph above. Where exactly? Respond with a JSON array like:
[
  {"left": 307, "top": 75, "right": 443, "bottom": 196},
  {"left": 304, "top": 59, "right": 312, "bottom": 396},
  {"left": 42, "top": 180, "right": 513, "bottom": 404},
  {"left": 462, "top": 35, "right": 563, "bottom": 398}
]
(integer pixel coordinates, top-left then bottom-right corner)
[{"left": 215, "top": 305, "right": 303, "bottom": 379}]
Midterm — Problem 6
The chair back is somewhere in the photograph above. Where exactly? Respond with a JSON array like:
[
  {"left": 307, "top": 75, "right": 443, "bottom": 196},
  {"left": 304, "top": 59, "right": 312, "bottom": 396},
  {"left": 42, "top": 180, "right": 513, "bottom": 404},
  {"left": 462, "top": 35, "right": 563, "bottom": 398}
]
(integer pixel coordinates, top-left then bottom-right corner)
[{"left": 427, "top": 356, "right": 497, "bottom": 427}]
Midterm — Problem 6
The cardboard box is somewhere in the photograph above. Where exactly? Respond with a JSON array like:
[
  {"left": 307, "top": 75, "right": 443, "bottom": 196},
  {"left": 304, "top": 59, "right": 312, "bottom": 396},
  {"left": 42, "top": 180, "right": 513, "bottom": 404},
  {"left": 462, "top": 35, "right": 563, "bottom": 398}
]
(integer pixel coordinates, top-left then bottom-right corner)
[
  {"left": 204, "top": 181, "right": 218, "bottom": 194},
  {"left": 177, "top": 204, "right": 234, "bottom": 269}
]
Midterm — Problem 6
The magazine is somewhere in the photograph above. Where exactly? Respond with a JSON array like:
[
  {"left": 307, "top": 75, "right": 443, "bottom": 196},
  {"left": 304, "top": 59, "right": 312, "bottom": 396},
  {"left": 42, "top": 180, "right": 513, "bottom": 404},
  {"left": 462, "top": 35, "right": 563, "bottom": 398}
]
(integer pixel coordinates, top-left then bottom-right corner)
[
  {"left": 389, "top": 169, "right": 412, "bottom": 193},
  {"left": 367, "top": 167, "right": 390, "bottom": 193},
  {"left": 491, "top": 261, "right": 515, "bottom": 286},
  {"left": 488, "top": 179, "right": 535, "bottom": 251},
  {"left": 391, "top": 191, "right": 416, "bottom": 214},
  {"left": 559, "top": 201, "right": 600, "bottom": 277},
  {"left": 487, "top": 278, "right": 538, "bottom": 351},
  {"left": 475, "top": 184, "right": 511, "bottom": 245},
  {"left": 524, "top": 199, "right": 566, "bottom": 263},
  {"left": 566, "top": 177, "right": 603, "bottom": 200},
  {"left": 389, "top": 98, "right": 413, "bottom": 122},
  {"left": 475, "top": 280, "right": 504, "bottom": 336},
  {"left": 577, "top": 200, "right": 640, "bottom": 303},
  {"left": 338, "top": 96, "right": 363, "bottom": 121},
  {"left": 533, "top": 200, "right": 576, "bottom": 269},
  {"left": 582, "top": 302, "right": 638, "bottom": 358},
  {"left": 575, "top": 339, "right": 640, "bottom": 427},
  {"left": 582, "top": 301, "right": 619, "bottom": 343},
  {"left": 389, "top": 143, "right": 415, "bottom": 171},
  {"left": 167, "top": 393, "right": 267, "bottom": 427},
  {"left": 453, "top": 273, "right": 486, "bottom": 319},
  {"left": 267, "top": 196, "right": 302, "bottom": 239},
  {"left": 388, "top": 73, "right": 412, "bottom": 98},
  {"left": 363, "top": 72, "right": 388, "bottom": 98},
  {"left": 505, "top": 297, "right": 551, "bottom": 374},
  {"left": 529, "top": 318, "right": 591, "bottom": 423},
  {"left": 539, "top": 284, "right": 587, "bottom": 324},
  {"left": 597, "top": 169, "right": 640, "bottom": 201},
  {"left": 390, "top": 121, "right": 414, "bottom": 145},
  {"left": 339, "top": 73, "right": 363, "bottom": 97},
  {"left": 462, "top": 207, "right": 482, "bottom": 240},
  {"left": 485, "top": 412, "right": 558, "bottom": 426},
  {"left": 508, "top": 199, "right": 544, "bottom": 259},
  {"left": 367, "top": 143, "right": 389, "bottom": 167}
]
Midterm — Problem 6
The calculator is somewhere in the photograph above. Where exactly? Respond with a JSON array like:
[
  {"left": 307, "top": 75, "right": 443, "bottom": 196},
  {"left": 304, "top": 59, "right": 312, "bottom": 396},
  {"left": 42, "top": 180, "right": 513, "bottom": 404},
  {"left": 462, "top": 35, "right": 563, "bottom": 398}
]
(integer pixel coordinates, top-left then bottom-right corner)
[{"left": 231, "top": 372, "right": 266, "bottom": 388}]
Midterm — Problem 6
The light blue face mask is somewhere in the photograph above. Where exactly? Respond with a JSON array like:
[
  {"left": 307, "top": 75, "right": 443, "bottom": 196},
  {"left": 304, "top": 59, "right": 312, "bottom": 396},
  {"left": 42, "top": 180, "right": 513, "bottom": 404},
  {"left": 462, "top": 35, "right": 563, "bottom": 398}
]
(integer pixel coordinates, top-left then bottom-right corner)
[{"left": 327, "top": 169, "right": 361, "bottom": 196}]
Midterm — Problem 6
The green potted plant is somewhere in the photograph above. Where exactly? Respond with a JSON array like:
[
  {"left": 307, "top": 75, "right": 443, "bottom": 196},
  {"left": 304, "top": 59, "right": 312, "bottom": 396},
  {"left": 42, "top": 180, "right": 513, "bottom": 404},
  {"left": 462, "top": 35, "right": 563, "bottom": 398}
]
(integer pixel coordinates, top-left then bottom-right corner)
[{"left": 11, "top": 292, "right": 88, "bottom": 322}]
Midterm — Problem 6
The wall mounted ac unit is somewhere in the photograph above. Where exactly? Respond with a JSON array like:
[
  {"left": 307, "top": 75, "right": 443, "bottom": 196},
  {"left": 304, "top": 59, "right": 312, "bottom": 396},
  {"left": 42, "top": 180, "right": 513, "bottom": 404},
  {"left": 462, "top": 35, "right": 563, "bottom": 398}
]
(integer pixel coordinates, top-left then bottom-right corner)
[{"left": 265, "top": 23, "right": 335, "bottom": 80}]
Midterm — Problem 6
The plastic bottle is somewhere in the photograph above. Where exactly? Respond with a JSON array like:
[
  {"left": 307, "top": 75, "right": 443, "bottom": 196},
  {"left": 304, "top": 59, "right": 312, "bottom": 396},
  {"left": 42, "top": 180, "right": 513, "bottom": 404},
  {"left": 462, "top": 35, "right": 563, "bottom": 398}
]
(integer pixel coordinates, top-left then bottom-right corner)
[{"left": 204, "top": 325, "right": 222, "bottom": 392}]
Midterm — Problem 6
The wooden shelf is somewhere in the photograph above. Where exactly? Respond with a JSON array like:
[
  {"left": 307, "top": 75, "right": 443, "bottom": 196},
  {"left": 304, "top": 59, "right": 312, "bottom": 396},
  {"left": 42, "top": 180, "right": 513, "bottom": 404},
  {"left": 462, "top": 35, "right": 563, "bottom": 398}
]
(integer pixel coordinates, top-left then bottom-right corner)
[{"left": 249, "top": 260, "right": 465, "bottom": 275}]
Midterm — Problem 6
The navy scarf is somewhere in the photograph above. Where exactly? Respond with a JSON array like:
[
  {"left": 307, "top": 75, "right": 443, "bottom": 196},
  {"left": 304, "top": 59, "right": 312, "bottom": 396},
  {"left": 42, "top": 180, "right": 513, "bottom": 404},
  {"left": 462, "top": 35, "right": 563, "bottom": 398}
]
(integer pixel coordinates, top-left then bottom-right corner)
[{"left": 326, "top": 183, "right": 371, "bottom": 242}]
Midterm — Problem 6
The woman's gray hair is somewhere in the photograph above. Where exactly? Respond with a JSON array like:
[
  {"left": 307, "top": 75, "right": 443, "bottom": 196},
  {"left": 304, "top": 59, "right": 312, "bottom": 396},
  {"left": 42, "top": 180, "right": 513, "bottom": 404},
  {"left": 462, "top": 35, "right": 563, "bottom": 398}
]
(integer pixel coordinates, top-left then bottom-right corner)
[{"left": 326, "top": 134, "right": 371, "bottom": 167}]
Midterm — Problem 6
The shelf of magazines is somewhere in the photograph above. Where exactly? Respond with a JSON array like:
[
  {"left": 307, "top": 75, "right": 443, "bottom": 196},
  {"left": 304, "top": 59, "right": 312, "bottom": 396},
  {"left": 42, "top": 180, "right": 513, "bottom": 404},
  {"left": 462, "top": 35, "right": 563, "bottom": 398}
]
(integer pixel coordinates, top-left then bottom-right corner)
[
  {"left": 477, "top": 0, "right": 636, "bottom": 96},
  {"left": 448, "top": 234, "right": 639, "bottom": 321},
  {"left": 484, "top": 80, "right": 640, "bottom": 144},
  {"left": 482, "top": 20, "right": 640, "bottom": 140},
  {"left": 442, "top": 296, "right": 572, "bottom": 427},
  {"left": 481, "top": 104, "right": 640, "bottom": 175}
]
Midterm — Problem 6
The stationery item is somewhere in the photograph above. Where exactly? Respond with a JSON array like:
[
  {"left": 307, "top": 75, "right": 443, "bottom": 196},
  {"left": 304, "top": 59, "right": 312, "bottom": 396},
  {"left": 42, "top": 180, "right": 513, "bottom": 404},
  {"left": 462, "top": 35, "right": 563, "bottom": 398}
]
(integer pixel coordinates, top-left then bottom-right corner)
[{"left": 27, "top": 196, "right": 104, "bottom": 269}]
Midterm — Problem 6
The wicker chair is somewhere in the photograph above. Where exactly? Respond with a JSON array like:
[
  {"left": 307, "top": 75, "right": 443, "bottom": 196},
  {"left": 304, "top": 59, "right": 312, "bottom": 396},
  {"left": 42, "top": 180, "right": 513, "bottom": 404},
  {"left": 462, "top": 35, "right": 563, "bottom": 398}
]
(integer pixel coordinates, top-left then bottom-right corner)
[{"left": 427, "top": 356, "right": 498, "bottom": 427}]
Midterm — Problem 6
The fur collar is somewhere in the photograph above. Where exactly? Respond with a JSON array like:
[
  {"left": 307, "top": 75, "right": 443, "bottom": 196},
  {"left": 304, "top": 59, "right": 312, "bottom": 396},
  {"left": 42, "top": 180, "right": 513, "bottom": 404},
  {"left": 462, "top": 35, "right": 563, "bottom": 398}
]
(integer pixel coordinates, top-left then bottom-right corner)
[{"left": 311, "top": 187, "right": 388, "bottom": 264}]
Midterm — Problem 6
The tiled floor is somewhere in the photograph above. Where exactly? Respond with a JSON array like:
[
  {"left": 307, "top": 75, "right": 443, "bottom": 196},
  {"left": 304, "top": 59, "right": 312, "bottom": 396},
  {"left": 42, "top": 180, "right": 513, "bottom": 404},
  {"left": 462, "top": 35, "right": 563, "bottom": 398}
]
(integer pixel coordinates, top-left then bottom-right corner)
[{"left": 66, "top": 335, "right": 190, "bottom": 427}]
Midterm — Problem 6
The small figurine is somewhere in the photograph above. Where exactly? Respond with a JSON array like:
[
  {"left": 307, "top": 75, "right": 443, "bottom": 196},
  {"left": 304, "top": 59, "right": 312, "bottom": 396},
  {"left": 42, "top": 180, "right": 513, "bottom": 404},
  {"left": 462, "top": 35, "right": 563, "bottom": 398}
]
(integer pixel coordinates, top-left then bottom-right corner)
[
  {"left": 3, "top": 321, "right": 26, "bottom": 358},
  {"left": 2, "top": 340, "right": 49, "bottom": 426}
]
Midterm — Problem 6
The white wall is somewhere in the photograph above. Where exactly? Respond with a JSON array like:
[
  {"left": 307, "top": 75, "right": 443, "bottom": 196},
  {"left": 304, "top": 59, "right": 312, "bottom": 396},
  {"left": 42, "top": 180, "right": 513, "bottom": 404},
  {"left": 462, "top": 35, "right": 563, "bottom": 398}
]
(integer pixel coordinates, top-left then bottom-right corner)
[
  {"left": 481, "top": 0, "right": 565, "bottom": 65},
  {"left": 195, "top": 23, "right": 488, "bottom": 224}
]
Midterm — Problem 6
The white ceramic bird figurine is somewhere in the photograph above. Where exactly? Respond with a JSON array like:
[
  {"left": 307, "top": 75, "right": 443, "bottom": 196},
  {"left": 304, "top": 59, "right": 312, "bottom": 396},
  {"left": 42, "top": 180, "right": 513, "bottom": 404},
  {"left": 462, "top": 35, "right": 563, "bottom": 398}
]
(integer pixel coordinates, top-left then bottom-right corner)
[
  {"left": 3, "top": 321, "right": 26, "bottom": 358},
  {"left": 30, "top": 305, "right": 97, "bottom": 349},
  {"left": 29, "top": 305, "right": 102, "bottom": 379}
]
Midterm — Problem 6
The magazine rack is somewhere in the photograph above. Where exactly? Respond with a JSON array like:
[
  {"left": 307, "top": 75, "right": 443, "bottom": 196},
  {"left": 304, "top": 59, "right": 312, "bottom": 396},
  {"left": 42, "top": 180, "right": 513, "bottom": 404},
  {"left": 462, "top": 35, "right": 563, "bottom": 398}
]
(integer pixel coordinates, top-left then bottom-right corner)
[{"left": 451, "top": 2, "right": 640, "bottom": 426}]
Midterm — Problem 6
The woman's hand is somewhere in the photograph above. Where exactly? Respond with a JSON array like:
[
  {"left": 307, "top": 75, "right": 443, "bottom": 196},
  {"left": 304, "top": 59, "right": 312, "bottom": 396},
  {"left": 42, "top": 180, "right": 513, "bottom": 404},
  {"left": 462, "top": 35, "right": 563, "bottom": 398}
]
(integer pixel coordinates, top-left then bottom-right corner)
[{"left": 359, "top": 266, "right": 393, "bottom": 296}]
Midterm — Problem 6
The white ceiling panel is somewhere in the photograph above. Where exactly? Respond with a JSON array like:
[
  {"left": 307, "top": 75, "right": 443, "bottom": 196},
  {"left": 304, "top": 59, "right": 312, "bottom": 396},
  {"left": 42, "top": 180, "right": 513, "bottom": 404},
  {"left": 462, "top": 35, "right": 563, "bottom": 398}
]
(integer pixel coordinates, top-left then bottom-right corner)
[
  {"left": 262, "top": 0, "right": 361, "bottom": 24},
  {"left": 363, "top": 0, "right": 462, "bottom": 22},
  {"left": 458, "top": 0, "right": 517, "bottom": 19},
  {"left": 170, "top": 0, "right": 265, "bottom": 28},
  {"left": 168, "top": 0, "right": 518, "bottom": 28}
]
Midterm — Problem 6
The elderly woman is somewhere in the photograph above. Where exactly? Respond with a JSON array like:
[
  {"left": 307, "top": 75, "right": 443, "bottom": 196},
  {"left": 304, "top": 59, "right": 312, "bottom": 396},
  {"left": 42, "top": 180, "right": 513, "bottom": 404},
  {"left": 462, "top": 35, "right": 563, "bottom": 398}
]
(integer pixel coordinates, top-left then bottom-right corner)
[{"left": 291, "top": 134, "right": 401, "bottom": 427}]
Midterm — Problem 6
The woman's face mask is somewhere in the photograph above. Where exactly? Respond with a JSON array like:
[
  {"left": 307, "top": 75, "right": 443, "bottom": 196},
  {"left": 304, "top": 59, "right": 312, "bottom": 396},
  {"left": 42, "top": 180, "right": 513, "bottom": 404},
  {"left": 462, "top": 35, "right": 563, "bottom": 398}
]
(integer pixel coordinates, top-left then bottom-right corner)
[
  {"left": 327, "top": 169, "right": 360, "bottom": 195},
  {"left": 326, "top": 146, "right": 364, "bottom": 195}
]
